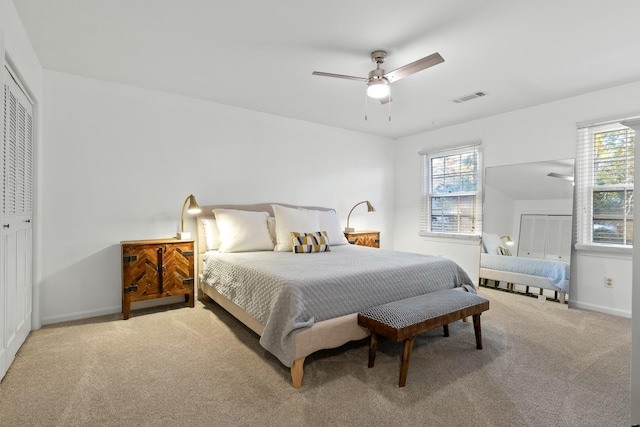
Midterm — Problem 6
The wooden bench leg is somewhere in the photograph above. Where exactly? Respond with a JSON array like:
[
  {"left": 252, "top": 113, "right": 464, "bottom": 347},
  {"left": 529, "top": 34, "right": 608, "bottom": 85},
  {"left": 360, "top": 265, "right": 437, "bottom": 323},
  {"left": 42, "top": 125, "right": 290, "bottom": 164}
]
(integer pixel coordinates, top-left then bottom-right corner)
[
  {"left": 472, "top": 314, "right": 483, "bottom": 350},
  {"left": 399, "top": 337, "right": 415, "bottom": 387},
  {"left": 443, "top": 324, "right": 449, "bottom": 337},
  {"left": 368, "top": 332, "right": 378, "bottom": 368}
]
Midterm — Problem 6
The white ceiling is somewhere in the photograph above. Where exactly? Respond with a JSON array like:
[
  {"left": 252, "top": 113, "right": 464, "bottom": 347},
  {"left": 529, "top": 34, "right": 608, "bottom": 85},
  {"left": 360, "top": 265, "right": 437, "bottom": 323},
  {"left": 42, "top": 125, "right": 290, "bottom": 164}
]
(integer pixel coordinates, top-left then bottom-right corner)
[{"left": 11, "top": 0, "right": 640, "bottom": 139}]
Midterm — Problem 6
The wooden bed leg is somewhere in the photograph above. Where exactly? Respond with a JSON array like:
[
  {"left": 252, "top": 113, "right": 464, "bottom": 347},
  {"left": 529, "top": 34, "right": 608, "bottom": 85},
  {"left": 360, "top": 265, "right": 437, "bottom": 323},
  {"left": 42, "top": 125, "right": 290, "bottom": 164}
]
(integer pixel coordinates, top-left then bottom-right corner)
[
  {"left": 291, "top": 357, "right": 305, "bottom": 388},
  {"left": 199, "top": 291, "right": 211, "bottom": 302}
]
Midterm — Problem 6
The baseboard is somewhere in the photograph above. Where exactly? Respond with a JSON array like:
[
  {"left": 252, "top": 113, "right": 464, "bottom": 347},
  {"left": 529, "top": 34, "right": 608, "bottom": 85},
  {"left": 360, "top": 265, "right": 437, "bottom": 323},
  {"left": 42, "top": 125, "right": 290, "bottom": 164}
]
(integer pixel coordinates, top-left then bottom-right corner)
[
  {"left": 570, "top": 300, "right": 631, "bottom": 318},
  {"left": 40, "top": 296, "right": 187, "bottom": 326},
  {"left": 41, "top": 306, "right": 121, "bottom": 326}
]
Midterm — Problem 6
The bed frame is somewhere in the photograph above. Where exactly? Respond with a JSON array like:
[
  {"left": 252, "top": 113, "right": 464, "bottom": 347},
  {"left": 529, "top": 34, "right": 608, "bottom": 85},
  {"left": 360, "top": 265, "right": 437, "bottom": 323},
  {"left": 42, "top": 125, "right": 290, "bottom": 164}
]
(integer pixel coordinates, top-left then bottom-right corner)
[
  {"left": 196, "top": 203, "right": 370, "bottom": 388},
  {"left": 479, "top": 267, "right": 567, "bottom": 304}
]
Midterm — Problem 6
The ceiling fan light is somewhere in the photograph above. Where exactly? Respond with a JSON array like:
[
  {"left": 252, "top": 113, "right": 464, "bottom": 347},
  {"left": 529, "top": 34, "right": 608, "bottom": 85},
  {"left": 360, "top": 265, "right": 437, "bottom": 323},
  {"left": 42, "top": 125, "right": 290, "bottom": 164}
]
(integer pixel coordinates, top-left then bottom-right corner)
[{"left": 367, "top": 79, "right": 390, "bottom": 99}]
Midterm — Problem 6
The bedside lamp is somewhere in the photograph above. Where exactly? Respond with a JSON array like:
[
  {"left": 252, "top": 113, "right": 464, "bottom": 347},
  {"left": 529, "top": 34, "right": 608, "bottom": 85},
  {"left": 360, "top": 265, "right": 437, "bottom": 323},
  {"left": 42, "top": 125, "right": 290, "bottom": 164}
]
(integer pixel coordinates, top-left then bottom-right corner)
[
  {"left": 177, "top": 194, "right": 201, "bottom": 240},
  {"left": 344, "top": 200, "right": 375, "bottom": 233},
  {"left": 500, "top": 235, "right": 514, "bottom": 246}
]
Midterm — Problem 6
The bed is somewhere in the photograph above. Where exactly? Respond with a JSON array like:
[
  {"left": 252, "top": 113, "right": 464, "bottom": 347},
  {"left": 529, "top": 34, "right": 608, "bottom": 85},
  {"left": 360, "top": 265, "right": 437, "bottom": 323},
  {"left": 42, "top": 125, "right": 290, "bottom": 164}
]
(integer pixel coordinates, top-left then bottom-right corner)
[
  {"left": 479, "top": 233, "right": 569, "bottom": 303},
  {"left": 196, "top": 203, "right": 474, "bottom": 387}
]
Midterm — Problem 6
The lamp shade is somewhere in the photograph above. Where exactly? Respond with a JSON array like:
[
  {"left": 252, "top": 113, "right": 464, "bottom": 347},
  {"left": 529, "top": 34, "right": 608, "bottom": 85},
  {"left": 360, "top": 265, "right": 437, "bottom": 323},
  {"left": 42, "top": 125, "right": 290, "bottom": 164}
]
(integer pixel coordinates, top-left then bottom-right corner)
[
  {"left": 178, "top": 194, "right": 201, "bottom": 239},
  {"left": 500, "top": 235, "right": 514, "bottom": 246},
  {"left": 185, "top": 195, "right": 201, "bottom": 215},
  {"left": 367, "top": 79, "right": 389, "bottom": 99},
  {"left": 344, "top": 200, "right": 376, "bottom": 233}
]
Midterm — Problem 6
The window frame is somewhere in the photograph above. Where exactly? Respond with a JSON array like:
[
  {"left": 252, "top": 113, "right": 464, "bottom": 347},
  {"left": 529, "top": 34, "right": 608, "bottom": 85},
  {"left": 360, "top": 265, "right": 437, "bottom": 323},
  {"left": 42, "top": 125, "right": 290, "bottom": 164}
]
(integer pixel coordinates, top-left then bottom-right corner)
[
  {"left": 419, "top": 143, "right": 483, "bottom": 239},
  {"left": 576, "top": 121, "right": 634, "bottom": 249}
]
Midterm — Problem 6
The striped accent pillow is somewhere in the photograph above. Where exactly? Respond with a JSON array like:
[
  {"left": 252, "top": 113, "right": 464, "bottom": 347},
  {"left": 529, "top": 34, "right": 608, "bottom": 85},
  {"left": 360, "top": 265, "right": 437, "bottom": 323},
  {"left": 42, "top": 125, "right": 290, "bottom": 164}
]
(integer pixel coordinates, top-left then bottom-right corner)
[
  {"left": 497, "top": 246, "right": 512, "bottom": 256},
  {"left": 291, "top": 231, "right": 331, "bottom": 253}
]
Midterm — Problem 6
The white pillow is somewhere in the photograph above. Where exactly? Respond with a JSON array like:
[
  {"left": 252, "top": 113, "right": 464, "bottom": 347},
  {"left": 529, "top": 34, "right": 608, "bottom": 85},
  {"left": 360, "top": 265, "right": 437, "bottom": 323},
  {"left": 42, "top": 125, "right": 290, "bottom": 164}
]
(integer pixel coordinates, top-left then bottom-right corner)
[
  {"left": 201, "top": 218, "right": 221, "bottom": 251},
  {"left": 318, "top": 210, "right": 349, "bottom": 245},
  {"left": 482, "top": 233, "right": 503, "bottom": 255},
  {"left": 272, "top": 204, "right": 321, "bottom": 252},
  {"left": 267, "top": 217, "right": 277, "bottom": 245},
  {"left": 213, "top": 209, "right": 274, "bottom": 253}
]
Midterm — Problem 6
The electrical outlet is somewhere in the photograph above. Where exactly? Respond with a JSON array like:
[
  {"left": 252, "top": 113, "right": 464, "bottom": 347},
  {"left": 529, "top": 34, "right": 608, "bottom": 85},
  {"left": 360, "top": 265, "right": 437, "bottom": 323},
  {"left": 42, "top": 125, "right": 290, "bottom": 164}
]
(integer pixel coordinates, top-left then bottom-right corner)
[{"left": 605, "top": 277, "right": 614, "bottom": 288}]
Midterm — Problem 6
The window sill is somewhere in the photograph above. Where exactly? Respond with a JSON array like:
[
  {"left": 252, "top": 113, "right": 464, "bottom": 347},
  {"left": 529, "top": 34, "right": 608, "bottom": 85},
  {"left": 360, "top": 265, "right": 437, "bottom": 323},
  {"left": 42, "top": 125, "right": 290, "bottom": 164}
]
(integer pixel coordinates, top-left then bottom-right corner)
[
  {"left": 419, "top": 232, "right": 482, "bottom": 245},
  {"left": 575, "top": 243, "right": 632, "bottom": 256}
]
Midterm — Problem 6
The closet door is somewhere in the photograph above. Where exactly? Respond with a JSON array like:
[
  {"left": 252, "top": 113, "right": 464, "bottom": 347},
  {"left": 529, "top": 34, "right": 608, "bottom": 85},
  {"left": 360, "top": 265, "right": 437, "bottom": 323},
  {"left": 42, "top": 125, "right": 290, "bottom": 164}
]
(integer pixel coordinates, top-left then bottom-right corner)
[
  {"left": 1, "top": 66, "right": 34, "bottom": 380},
  {"left": 518, "top": 215, "right": 547, "bottom": 259},
  {"left": 544, "top": 216, "right": 572, "bottom": 261}
]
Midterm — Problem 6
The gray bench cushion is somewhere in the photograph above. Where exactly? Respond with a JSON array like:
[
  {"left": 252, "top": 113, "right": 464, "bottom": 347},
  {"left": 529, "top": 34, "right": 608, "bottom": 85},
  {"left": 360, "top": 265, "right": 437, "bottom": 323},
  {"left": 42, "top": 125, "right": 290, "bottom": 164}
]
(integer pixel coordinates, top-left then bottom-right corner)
[{"left": 359, "top": 288, "right": 489, "bottom": 330}]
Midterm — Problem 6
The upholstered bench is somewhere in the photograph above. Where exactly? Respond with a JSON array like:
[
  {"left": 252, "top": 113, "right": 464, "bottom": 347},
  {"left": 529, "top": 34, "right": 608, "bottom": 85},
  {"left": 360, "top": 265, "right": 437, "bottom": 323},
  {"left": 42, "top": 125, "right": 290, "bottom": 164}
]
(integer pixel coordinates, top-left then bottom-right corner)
[{"left": 357, "top": 288, "right": 489, "bottom": 387}]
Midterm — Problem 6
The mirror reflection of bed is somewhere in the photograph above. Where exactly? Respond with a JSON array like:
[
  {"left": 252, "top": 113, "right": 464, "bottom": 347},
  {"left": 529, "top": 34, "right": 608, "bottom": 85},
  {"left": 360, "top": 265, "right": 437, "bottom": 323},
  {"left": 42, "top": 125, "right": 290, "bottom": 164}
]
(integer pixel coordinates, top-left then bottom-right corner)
[{"left": 480, "top": 159, "right": 575, "bottom": 303}]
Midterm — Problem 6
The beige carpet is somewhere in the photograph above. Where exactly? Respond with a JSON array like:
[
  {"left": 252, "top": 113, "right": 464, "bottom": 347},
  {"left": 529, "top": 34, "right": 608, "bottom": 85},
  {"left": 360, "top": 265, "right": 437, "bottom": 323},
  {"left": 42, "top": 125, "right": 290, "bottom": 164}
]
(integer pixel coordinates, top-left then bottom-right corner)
[{"left": 0, "top": 287, "right": 630, "bottom": 427}]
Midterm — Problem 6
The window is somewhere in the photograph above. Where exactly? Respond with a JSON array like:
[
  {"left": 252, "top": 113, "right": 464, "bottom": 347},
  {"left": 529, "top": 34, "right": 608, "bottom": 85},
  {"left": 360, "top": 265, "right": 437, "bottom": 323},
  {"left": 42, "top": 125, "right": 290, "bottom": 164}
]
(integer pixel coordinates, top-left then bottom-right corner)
[
  {"left": 576, "top": 120, "right": 634, "bottom": 247},
  {"left": 419, "top": 143, "right": 482, "bottom": 237}
]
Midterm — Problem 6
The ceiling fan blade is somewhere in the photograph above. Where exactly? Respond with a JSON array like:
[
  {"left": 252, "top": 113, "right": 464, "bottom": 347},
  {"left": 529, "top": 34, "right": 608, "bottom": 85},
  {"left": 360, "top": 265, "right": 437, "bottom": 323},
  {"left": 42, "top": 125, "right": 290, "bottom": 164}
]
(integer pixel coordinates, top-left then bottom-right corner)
[
  {"left": 547, "top": 172, "right": 574, "bottom": 181},
  {"left": 379, "top": 95, "right": 392, "bottom": 105},
  {"left": 312, "top": 71, "right": 368, "bottom": 82},
  {"left": 384, "top": 52, "right": 444, "bottom": 83}
]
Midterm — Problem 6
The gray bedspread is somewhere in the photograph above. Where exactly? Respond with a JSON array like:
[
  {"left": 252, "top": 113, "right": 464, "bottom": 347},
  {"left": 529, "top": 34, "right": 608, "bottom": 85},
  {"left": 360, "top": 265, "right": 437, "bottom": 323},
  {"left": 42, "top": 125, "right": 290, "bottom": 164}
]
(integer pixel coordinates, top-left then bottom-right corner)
[{"left": 201, "top": 244, "right": 473, "bottom": 367}]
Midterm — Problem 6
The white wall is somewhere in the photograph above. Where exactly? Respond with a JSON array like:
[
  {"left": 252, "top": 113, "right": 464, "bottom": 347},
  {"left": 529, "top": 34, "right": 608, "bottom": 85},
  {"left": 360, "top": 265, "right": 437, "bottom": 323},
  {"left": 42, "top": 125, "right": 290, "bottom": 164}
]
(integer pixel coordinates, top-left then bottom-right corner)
[
  {"left": 393, "top": 80, "right": 640, "bottom": 318},
  {"left": 482, "top": 184, "right": 515, "bottom": 239},
  {"left": 0, "top": 1, "right": 42, "bottom": 91},
  {"left": 40, "top": 71, "right": 395, "bottom": 324}
]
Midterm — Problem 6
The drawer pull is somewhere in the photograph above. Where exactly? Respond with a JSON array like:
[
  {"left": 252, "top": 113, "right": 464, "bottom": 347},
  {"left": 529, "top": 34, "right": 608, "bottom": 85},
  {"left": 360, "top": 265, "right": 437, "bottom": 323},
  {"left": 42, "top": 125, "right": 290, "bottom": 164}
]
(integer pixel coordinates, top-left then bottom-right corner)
[
  {"left": 123, "top": 285, "right": 139, "bottom": 293},
  {"left": 3, "top": 224, "right": 9, "bottom": 228}
]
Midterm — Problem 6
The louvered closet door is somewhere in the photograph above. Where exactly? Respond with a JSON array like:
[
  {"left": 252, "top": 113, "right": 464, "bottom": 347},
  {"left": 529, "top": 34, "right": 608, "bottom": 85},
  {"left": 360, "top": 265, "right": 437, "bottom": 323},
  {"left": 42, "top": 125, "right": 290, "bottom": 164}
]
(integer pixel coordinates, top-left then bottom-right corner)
[
  {"left": 518, "top": 215, "right": 547, "bottom": 259},
  {"left": 1, "top": 66, "right": 33, "bottom": 380},
  {"left": 544, "top": 216, "right": 572, "bottom": 261}
]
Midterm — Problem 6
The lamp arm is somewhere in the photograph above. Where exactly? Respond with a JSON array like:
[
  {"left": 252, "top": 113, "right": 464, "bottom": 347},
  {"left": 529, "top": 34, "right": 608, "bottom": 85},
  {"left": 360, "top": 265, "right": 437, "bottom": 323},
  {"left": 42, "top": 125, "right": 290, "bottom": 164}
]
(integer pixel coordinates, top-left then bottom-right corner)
[
  {"left": 346, "top": 201, "right": 367, "bottom": 230},
  {"left": 180, "top": 195, "right": 192, "bottom": 232}
]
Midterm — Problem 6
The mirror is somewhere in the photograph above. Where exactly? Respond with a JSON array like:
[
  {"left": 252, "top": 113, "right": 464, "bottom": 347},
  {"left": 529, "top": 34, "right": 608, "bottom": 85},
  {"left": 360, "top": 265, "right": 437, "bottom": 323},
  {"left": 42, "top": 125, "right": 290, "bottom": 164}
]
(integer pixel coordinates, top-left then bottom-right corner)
[{"left": 481, "top": 159, "right": 575, "bottom": 302}]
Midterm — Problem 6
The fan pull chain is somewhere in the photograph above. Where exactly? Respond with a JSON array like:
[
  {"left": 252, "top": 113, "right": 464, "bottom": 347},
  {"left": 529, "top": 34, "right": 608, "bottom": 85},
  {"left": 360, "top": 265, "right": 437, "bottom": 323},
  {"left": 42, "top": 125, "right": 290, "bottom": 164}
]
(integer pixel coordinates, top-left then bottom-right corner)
[
  {"left": 364, "top": 91, "right": 369, "bottom": 121},
  {"left": 388, "top": 89, "right": 392, "bottom": 122}
]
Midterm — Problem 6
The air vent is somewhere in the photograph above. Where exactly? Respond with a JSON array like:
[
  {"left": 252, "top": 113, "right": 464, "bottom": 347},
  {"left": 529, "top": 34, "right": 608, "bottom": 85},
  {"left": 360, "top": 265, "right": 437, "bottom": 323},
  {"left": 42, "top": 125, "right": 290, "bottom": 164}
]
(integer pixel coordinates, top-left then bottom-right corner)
[{"left": 452, "top": 91, "right": 488, "bottom": 104}]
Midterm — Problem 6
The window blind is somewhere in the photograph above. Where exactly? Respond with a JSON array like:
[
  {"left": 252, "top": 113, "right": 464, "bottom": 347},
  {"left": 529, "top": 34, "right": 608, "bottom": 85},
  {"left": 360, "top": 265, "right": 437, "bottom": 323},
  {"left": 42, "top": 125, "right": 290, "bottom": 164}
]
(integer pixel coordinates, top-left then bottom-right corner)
[
  {"left": 576, "top": 119, "right": 635, "bottom": 247},
  {"left": 419, "top": 143, "right": 482, "bottom": 237}
]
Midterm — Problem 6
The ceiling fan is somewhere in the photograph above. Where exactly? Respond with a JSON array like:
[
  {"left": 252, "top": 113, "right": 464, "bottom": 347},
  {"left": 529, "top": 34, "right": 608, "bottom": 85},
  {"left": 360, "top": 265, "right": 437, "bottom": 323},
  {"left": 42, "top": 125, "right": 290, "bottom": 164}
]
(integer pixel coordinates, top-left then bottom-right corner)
[
  {"left": 547, "top": 172, "right": 574, "bottom": 182},
  {"left": 312, "top": 50, "right": 444, "bottom": 104}
]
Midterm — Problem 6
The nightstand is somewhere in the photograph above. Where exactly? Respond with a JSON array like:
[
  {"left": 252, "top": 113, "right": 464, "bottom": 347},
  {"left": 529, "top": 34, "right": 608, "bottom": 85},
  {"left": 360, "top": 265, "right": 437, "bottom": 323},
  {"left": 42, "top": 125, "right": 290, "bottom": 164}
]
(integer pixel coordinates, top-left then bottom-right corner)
[
  {"left": 344, "top": 230, "right": 380, "bottom": 248},
  {"left": 121, "top": 238, "right": 195, "bottom": 319}
]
